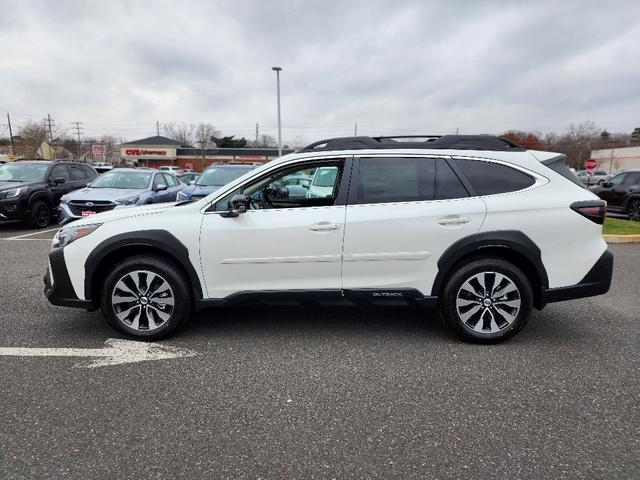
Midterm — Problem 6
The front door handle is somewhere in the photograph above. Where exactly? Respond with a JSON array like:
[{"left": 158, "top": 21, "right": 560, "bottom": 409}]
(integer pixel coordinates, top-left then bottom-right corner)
[
  {"left": 438, "top": 216, "right": 470, "bottom": 226},
  {"left": 309, "top": 222, "right": 341, "bottom": 232}
]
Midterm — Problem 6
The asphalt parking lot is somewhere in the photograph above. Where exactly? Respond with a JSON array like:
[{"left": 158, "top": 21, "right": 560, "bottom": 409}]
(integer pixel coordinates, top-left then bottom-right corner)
[{"left": 0, "top": 222, "right": 638, "bottom": 479}]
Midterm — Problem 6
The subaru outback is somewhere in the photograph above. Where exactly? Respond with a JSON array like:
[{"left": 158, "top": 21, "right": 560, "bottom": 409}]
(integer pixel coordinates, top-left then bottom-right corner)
[{"left": 44, "top": 135, "right": 613, "bottom": 343}]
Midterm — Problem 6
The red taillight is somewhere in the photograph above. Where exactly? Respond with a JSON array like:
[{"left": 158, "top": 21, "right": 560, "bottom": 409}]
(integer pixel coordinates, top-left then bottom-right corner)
[{"left": 571, "top": 201, "right": 606, "bottom": 225}]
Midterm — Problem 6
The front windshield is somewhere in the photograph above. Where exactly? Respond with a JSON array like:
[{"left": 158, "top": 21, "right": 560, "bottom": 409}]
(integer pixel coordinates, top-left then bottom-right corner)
[
  {"left": 90, "top": 171, "right": 152, "bottom": 189},
  {"left": 196, "top": 167, "right": 252, "bottom": 187},
  {"left": 0, "top": 163, "right": 48, "bottom": 182}
]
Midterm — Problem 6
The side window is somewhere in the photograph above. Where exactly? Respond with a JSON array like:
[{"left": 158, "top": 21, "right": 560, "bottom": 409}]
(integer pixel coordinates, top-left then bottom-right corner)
[
  {"left": 163, "top": 174, "right": 177, "bottom": 186},
  {"left": 213, "top": 160, "right": 344, "bottom": 211},
  {"left": 153, "top": 174, "right": 165, "bottom": 187},
  {"left": 435, "top": 159, "right": 469, "bottom": 200},
  {"left": 50, "top": 164, "right": 70, "bottom": 181},
  {"left": 357, "top": 157, "right": 435, "bottom": 204},
  {"left": 620, "top": 173, "right": 640, "bottom": 186},
  {"left": 455, "top": 159, "right": 535, "bottom": 196},
  {"left": 69, "top": 165, "right": 85, "bottom": 180},
  {"left": 82, "top": 165, "right": 97, "bottom": 178}
]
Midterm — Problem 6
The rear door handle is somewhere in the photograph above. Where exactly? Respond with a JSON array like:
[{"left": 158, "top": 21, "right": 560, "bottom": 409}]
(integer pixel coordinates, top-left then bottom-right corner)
[
  {"left": 309, "top": 222, "right": 341, "bottom": 231},
  {"left": 438, "top": 216, "right": 470, "bottom": 226}
]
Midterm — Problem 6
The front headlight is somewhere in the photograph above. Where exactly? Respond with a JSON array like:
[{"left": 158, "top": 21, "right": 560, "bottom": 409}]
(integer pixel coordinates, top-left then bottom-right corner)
[
  {"left": 5, "top": 187, "right": 25, "bottom": 198},
  {"left": 176, "top": 190, "right": 189, "bottom": 201},
  {"left": 116, "top": 195, "right": 140, "bottom": 205},
  {"left": 52, "top": 223, "right": 102, "bottom": 249}
]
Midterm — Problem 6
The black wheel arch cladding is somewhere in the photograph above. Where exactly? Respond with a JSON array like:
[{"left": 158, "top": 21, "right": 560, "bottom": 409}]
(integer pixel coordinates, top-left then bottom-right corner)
[
  {"left": 84, "top": 230, "right": 203, "bottom": 304},
  {"left": 431, "top": 230, "right": 549, "bottom": 299}
]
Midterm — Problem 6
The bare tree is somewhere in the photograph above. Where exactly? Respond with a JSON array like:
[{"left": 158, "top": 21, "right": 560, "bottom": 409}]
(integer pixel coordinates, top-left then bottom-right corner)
[
  {"left": 162, "top": 122, "right": 195, "bottom": 146},
  {"left": 253, "top": 134, "right": 276, "bottom": 148},
  {"left": 562, "top": 121, "right": 600, "bottom": 169},
  {"left": 194, "top": 123, "right": 220, "bottom": 169},
  {"left": 15, "top": 121, "right": 48, "bottom": 158}
]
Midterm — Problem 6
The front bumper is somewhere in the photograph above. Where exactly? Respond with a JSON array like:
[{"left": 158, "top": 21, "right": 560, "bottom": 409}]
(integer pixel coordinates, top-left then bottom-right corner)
[
  {"left": 544, "top": 248, "right": 614, "bottom": 304},
  {"left": 44, "top": 247, "right": 94, "bottom": 309},
  {"left": 0, "top": 198, "right": 28, "bottom": 221}
]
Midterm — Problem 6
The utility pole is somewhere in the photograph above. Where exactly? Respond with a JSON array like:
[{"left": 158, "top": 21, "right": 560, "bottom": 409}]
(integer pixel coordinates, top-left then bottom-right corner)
[
  {"left": 354, "top": 123, "right": 358, "bottom": 136},
  {"left": 46, "top": 114, "right": 54, "bottom": 142},
  {"left": 156, "top": 121, "right": 160, "bottom": 136},
  {"left": 72, "top": 122, "right": 83, "bottom": 160},
  {"left": 255, "top": 123, "right": 259, "bottom": 144},
  {"left": 7, "top": 113, "right": 15, "bottom": 156}
]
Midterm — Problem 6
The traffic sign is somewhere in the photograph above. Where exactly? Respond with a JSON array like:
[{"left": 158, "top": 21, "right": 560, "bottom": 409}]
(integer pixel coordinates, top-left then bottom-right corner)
[{"left": 585, "top": 158, "right": 597, "bottom": 171}]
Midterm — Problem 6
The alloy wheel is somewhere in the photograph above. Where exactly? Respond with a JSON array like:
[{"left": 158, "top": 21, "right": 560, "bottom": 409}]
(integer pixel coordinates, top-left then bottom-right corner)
[
  {"left": 455, "top": 271, "right": 521, "bottom": 334},
  {"left": 629, "top": 200, "right": 640, "bottom": 222},
  {"left": 111, "top": 270, "right": 175, "bottom": 331},
  {"left": 36, "top": 204, "right": 50, "bottom": 227}
]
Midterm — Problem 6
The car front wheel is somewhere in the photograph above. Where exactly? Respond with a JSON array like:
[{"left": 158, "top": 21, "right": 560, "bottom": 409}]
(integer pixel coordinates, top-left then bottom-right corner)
[
  {"left": 27, "top": 200, "right": 51, "bottom": 228},
  {"left": 439, "top": 257, "right": 533, "bottom": 343},
  {"left": 101, "top": 255, "right": 192, "bottom": 340}
]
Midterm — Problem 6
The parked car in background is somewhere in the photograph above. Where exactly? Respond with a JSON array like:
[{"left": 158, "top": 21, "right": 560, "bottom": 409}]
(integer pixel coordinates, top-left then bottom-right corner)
[
  {"left": 158, "top": 165, "right": 183, "bottom": 175},
  {"left": 0, "top": 160, "right": 98, "bottom": 227},
  {"left": 58, "top": 168, "right": 184, "bottom": 224},
  {"left": 307, "top": 165, "right": 340, "bottom": 198},
  {"left": 576, "top": 170, "right": 612, "bottom": 186},
  {"left": 176, "top": 163, "right": 258, "bottom": 202},
  {"left": 93, "top": 162, "right": 113, "bottom": 173},
  {"left": 592, "top": 169, "right": 640, "bottom": 221},
  {"left": 178, "top": 172, "right": 199, "bottom": 185}
]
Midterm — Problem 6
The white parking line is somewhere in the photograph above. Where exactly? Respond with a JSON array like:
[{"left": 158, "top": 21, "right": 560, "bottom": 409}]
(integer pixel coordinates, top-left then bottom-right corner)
[
  {"left": 5, "top": 228, "right": 59, "bottom": 240},
  {"left": 0, "top": 237, "right": 52, "bottom": 241}
]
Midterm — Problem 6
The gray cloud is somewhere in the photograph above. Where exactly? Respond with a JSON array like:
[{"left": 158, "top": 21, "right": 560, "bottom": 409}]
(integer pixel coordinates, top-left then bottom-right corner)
[{"left": 1, "top": 0, "right": 639, "bottom": 144}]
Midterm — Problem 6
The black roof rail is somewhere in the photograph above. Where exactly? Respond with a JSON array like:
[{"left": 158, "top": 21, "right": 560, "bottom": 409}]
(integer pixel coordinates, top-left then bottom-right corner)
[{"left": 297, "top": 135, "right": 525, "bottom": 153}]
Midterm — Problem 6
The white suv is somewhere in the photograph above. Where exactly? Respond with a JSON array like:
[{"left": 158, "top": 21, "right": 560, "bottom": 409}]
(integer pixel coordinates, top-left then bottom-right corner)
[{"left": 44, "top": 135, "right": 613, "bottom": 343}]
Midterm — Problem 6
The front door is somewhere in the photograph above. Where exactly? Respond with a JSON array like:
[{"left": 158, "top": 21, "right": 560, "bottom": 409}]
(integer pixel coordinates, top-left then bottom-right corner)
[
  {"left": 199, "top": 159, "right": 349, "bottom": 299},
  {"left": 341, "top": 156, "right": 486, "bottom": 296}
]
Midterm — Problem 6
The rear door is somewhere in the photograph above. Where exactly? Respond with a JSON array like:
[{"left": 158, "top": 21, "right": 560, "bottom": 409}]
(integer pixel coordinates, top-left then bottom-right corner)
[{"left": 341, "top": 156, "right": 486, "bottom": 296}]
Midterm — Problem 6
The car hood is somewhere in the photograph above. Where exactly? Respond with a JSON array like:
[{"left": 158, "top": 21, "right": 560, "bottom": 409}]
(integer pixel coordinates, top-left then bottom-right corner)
[
  {"left": 0, "top": 180, "right": 36, "bottom": 190},
  {"left": 65, "top": 187, "right": 144, "bottom": 202},
  {"left": 185, "top": 184, "right": 223, "bottom": 196},
  {"left": 64, "top": 202, "right": 175, "bottom": 227}
]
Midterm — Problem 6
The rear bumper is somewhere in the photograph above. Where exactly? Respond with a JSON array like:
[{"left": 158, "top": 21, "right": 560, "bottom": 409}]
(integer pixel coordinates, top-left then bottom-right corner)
[
  {"left": 44, "top": 247, "right": 94, "bottom": 309},
  {"left": 544, "top": 248, "right": 613, "bottom": 304}
]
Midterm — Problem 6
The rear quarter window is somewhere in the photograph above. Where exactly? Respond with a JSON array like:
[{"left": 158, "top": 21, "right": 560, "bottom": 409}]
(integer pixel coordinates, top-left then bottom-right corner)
[{"left": 454, "top": 159, "right": 535, "bottom": 195}]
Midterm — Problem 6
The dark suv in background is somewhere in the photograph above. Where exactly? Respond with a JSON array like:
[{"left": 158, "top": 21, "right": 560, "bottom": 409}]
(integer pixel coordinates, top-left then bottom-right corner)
[
  {"left": 0, "top": 160, "right": 98, "bottom": 228},
  {"left": 593, "top": 169, "right": 640, "bottom": 221}
]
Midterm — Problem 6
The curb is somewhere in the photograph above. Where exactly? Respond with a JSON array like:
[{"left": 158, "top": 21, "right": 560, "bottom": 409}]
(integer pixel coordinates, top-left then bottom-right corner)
[{"left": 603, "top": 234, "right": 640, "bottom": 244}]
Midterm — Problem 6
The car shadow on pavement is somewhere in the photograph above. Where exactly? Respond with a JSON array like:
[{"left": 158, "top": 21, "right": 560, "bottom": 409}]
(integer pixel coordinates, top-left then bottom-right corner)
[{"left": 187, "top": 302, "right": 459, "bottom": 343}]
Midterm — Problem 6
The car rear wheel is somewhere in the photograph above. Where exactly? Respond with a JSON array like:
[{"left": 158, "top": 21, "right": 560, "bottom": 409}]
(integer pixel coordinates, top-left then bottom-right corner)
[
  {"left": 439, "top": 257, "right": 533, "bottom": 343},
  {"left": 628, "top": 200, "right": 640, "bottom": 222},
  {"left": 27, "top": 200, "right": 51, "bottom": 228},
  {"left": 101, "top": 255, "right": 192, "bottom": 340}
]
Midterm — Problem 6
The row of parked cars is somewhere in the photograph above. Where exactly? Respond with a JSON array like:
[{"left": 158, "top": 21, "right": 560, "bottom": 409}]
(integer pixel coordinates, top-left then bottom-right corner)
[{"left": 0, "top": 159, "right": 339, "bottom": 228}]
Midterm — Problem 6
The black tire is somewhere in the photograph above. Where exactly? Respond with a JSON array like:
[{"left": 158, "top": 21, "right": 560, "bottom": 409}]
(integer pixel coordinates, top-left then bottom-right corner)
[
  {"left": 27, "top": 200, "right": 52, "bottom": 228},
  {"left": 628, "top": 199, "right": 640, "bottom": 222},
  {"left": 439, "top": 257, "right": 533, "bottom": 344},
  {"left": 100, "top": 255, "right": 192, "bottom": 340}
]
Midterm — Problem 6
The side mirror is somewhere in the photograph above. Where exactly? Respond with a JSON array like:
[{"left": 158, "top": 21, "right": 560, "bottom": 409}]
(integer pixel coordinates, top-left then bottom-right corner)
[
  {"left": 302, "top": 184, "right": 309, "bottom": 189},
  {"left": 221, "top": 194, "right": 247, "bottom": 218},
  {"left": 189, "top": 180, "right": 195, "bottom": 185},
  {"left": 154, "top": 184, "right": 168, "bottom": 192},
  {"left": 52, "top": 177, "right": 66, "bottom": 185},
  {"left": 602, "top": 182, "right": 612, "bottom": 188}
]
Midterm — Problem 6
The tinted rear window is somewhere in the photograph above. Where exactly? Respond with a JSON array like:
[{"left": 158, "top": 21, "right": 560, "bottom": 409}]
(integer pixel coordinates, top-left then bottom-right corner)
[
  {"left": 357, "top": 158, "right": 435, "bottom": 204},
  {"left": 435, "top": 159, "right": 468, "bottom": 200},
  {"left": 455, "top": 159, "right": 535, "bottom": 195}
]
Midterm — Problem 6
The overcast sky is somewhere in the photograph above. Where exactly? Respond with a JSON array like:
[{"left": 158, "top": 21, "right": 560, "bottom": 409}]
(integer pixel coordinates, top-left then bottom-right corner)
[{"left": 1, "top": 0, "right": 639, "bottom": 144}]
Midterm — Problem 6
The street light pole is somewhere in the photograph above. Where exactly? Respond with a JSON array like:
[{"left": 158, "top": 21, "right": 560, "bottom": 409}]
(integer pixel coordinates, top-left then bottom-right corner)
[{"left": 272, "top": 66, "right": 282, "bottom": 157}]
